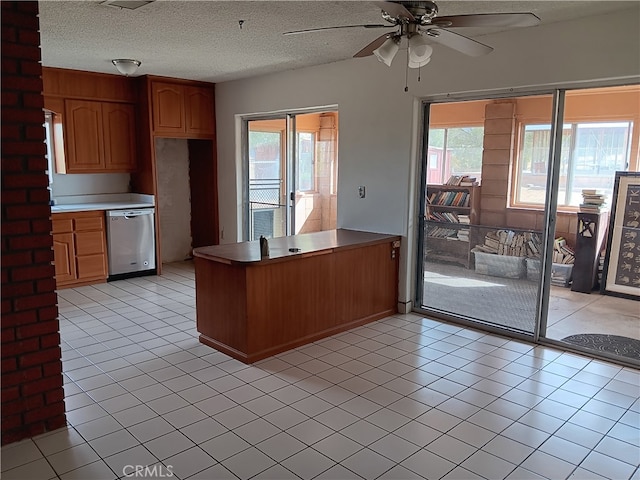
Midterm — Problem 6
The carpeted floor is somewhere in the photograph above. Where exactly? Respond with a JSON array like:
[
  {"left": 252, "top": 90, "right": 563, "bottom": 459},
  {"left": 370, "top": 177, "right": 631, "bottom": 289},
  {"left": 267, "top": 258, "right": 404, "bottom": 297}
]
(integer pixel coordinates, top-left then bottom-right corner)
[{"left": 561, "top": 334, "right": 640, "bottom": 360}]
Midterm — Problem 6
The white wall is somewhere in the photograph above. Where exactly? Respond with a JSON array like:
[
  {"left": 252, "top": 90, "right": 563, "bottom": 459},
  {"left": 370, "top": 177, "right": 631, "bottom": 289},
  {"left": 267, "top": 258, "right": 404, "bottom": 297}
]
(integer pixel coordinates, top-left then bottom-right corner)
[
  {"left": 215, "top": 8, "right": 640, "bottom": 305},
  {"left": 155, "top": 138, "right": 193, "bottom": 263},
  {"left": 51, "top": 172, "right": 130, "bottom": 198}
]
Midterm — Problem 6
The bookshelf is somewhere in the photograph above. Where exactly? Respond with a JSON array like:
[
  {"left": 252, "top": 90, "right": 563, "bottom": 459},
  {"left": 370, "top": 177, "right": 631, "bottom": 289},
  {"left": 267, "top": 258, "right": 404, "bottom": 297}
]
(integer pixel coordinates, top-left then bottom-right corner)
[{"left": 425, "top": 184, "right": 480, "bottom": 268}]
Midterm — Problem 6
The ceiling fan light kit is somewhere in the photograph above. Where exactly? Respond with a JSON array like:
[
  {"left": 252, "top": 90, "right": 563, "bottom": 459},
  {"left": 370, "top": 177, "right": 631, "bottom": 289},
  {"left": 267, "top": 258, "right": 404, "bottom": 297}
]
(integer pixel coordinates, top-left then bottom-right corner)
[
  {"left": 284, "top": 1, "right": 540, "bottom": 69},
  {"left": 408, "top": 34, "right": 433, "bottom": 68},
  {"left": 373, "top": 36, "right": 400, "bottom": 66}
]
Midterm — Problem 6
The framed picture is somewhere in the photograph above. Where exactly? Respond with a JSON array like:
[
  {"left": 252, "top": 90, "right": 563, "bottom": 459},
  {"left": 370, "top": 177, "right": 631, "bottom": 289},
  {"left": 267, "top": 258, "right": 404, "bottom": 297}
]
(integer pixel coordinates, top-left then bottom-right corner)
[{"left": 601, "top": 171, "right": 640, "bottom": 299}]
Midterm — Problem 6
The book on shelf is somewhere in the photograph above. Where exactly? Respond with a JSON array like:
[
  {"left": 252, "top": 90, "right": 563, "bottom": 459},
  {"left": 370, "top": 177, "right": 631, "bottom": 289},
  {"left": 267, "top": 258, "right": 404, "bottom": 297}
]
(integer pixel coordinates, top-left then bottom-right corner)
[
  {"left": 444, "top": 174, "right": 479, "bottom": 186},
  {"left": 456, "top": 230, "right": 470, "bottom": 242},
  {"left": 427, "top": 190, "right": 470, "bottom": 207},
  {"left": 428, "top": 211, "right": 463, "bottom": 223},
  {"left": 427, "top": 225, "right": 458, "bottom": 239}
]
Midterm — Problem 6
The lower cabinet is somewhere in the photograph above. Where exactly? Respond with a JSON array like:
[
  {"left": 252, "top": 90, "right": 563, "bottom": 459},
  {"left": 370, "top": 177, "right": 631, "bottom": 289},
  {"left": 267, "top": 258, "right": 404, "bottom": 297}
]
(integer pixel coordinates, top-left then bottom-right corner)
[{"left": 52, "top": 211, "right": 108, "bottom": 288}]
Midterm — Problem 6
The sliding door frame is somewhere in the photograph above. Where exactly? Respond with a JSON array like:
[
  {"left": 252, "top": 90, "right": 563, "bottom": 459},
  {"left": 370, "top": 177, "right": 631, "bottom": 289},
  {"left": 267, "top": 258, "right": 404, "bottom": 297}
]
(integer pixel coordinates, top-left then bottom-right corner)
[
  {"left": 414, "top": 89, "right": 560, "bottom": 343},
  {"left": 413, "top": 80, "right": 640, "bottom": 366},
  {"left": 241, "top": 106, "right": 339, "bottom": 242}
]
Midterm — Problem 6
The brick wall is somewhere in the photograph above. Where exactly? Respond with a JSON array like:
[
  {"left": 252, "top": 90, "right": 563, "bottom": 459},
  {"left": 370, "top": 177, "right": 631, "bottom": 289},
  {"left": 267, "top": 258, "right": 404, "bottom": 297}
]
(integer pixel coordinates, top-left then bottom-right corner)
[{"left": 1, "top": 1, "right": 66, "bottom": 445}]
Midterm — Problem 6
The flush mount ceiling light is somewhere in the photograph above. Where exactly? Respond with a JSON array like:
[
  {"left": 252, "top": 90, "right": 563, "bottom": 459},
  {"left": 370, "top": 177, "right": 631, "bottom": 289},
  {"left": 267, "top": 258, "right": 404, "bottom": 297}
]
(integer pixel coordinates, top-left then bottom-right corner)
[
  {"left": 100, "top": 0, "right": 154, "bottom": 10},
  {"left": 111, "top": 59, "right": 141, "bottom": 76}
]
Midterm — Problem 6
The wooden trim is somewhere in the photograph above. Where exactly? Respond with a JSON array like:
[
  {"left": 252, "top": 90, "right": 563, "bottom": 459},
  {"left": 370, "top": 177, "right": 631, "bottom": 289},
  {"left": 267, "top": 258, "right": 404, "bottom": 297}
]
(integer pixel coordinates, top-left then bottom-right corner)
[
  {"left": 42, "top": 67, "right": 137, "bottom": 103},
  {"left": 56, "top": 278, "right": 107, "bottom": 290},
  {"left": 144, "top": 74, "right": 218, "bottom": 88},
  {"left": 199, "top": 310, "right": 395, "bottom": 363}
]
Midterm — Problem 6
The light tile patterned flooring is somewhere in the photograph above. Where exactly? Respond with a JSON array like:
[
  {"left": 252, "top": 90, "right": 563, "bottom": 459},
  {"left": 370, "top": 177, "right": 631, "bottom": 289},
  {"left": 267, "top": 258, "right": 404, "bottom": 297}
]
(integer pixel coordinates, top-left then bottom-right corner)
[{"left": 2, "top": 262, "right": 639, "bottom": 480}]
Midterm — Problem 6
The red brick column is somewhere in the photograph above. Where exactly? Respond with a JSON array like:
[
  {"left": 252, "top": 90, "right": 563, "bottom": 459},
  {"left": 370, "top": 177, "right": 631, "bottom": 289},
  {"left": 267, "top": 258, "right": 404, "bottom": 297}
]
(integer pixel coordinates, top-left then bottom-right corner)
[{"left": 1, "top": 1, "right": 66, "bottom": 445}]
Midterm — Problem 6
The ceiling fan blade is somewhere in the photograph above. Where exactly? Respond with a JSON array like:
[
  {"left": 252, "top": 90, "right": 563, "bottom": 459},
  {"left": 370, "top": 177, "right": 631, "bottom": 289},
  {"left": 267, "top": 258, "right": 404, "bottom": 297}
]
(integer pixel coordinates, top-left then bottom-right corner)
[
  {"left": 374, "top": 1, "right": 415, "bottom": 21},
  {"left": 283, "top": 24, "right": 389, "bottom": 35},
  {"left": 353, "top": 33, "right": 390, "bottom": 58},
  {"left": 426, "top": 29, "right": 493, "bottom": 57},
  {"left": 433, "top": 13, "right": 540, "bottom": 28}
]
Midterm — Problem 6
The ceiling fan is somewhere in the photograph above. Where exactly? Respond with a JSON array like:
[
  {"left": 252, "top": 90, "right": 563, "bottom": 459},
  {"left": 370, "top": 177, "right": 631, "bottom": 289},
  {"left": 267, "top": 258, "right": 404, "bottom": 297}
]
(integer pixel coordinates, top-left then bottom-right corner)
[{"left": 284, "top": 1, "right": 540, "bottom": 68}]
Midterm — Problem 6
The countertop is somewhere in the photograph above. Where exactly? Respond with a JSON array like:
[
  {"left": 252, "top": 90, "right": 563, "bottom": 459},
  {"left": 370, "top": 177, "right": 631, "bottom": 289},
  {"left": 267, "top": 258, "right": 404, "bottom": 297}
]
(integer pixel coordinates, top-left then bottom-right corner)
[
  {"left": 193, "top": 229, "right": 401, "bottom": 265},
  {"left": 51, "top": 193, "right": 154, "bottom": 213}
]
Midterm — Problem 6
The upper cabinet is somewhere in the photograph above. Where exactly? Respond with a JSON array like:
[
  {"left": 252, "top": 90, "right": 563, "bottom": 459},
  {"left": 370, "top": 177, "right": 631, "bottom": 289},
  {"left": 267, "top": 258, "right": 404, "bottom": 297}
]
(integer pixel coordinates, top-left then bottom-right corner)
[
  {"left": 151, "top": 81, "right": 215, "bottom": 137},
  {"left": 42, "top": 68, "right": 138, "bottom": 174},
  {"left": 64, "top": 99, "right": 137, "bottom": 173}
]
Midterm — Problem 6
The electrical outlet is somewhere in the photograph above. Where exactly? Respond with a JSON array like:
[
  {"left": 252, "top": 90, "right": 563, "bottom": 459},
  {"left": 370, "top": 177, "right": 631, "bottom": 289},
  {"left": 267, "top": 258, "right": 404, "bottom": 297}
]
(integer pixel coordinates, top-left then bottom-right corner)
[{"left": 358, "top": 186, "right": 366, "bottom": 198}]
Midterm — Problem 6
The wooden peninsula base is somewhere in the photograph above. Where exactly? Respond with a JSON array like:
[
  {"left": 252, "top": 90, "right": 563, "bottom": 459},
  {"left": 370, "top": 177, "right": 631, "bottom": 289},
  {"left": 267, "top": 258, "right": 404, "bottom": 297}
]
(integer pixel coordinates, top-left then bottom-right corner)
[{"left": 193, "top": 229, "right": 400, "bottom": 363}]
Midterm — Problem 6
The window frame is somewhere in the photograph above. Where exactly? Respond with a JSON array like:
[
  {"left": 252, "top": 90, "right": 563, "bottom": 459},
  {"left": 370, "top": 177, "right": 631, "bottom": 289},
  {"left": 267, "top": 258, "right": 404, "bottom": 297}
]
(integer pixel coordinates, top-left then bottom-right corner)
[
  {"left": 295, "top": 130, "right": 317, "bottom": 193},
  {"left": 512, "top": 118, "right": 634, "bottom": 210},
  {"left": 426, "top": 124, "right": 485, "bottom": 185}
]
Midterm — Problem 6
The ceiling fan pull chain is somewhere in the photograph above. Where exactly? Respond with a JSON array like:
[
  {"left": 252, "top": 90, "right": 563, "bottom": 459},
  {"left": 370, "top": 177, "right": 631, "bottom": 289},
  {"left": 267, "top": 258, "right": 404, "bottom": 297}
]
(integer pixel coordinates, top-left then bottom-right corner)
[{"left": 404, "top": 44, "right": 409, "bottom": 92}]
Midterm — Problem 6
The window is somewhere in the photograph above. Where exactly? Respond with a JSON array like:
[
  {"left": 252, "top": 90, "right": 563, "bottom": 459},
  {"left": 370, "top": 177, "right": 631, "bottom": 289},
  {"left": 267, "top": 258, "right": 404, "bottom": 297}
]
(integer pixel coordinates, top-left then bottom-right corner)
[
  {"left": 296, "top": 131, "right": 315, "bottom": 191},
  {"left": 44, "top": 111, "right": 55, "bottom": 188},
  {"left": 248, "top": 130, "right": 282, "bottom": 181},
  {"left": 516, "top": 121, "right": 633, "bottom": 206},
  {"left": 427, "top": 126, "right": 484, "bottom": 184}
]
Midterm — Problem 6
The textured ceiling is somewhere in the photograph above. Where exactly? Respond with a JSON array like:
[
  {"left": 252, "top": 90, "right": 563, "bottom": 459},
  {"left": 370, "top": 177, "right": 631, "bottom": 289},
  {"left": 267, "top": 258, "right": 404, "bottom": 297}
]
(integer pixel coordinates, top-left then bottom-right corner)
[{"left": 38, "top": 1, "right": 638, "bottom": 83}]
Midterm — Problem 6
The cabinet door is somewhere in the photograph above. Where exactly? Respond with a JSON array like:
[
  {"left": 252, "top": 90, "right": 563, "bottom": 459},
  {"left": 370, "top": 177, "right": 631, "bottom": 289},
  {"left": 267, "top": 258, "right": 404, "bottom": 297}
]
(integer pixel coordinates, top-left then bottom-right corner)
[
  {"left": 152, "top": 82, "right": 185, "bottom": 134},
  {"left": 75, "top": 216, "right": 108, "bottom": 280},
  {"left": 75, "top": 231, "right": 106, "bottom": 256},
  {"left": 185, "top": 86, "right": 215, "bottom": 135},
  {"left": 103, "top": 103, "right": 137, "bottom": 172},
  {"left": 52, "top": 233, "right": 76, "bottom": 285},
  {"left": 64, "top": 99, "right": 105, "bottom": 172}
]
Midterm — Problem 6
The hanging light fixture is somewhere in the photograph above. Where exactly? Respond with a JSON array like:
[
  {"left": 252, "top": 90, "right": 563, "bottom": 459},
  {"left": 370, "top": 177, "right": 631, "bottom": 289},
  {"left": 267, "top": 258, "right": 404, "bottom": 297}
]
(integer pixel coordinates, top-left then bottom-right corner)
[
  {"left": 407, "top": 34, "right": 433, "bottom": 69},
  {"left": 373, "top": 36, "right": 400, "bottom": 67},
  {"left": 111, "top": 59, "right": 141, "bottom": 76}
]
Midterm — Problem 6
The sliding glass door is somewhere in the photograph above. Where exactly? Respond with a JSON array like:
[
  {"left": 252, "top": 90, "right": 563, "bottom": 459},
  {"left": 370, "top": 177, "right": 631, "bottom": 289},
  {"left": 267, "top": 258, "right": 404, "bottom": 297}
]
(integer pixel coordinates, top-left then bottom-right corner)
[
  {"left": 245, "top": 111, "right": 338, "bottom": 240},
  {"left": 247, "top": 119, "right": 287, "bottom": 240},
  {"left": 417, "top": 94, "right": 556, "bottom": 336},
  {"left": 416, "top": 85, "right": 640, "bottom": 364}
]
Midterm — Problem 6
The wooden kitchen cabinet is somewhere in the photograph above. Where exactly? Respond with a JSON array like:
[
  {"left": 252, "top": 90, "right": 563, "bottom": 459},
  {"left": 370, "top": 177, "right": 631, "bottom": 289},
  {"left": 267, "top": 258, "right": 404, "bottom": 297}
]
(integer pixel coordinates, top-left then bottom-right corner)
[
  {"left": 52, "top": 232, "right": 76, "bottom": 284},
  {"left": 151, "top": 81, "right": 215, "bottom": 137},
  {"left": 102, "top": 103, "right": 137, "bottom": 172},
  {"left": 185, "top": 86, "right": 215, "bottom": 135},
  {"left": 63, "top": 99, "right": 137, "bottom": 173},
  {"left": 52, "top": 211, "right": 108, "bottom": 288}
]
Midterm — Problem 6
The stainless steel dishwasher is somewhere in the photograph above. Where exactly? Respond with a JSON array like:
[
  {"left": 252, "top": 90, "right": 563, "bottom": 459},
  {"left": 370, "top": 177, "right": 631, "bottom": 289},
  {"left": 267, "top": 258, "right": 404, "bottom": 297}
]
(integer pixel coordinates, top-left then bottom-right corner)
[{"left": 106, "top": 208, "right": 156, "bottom": 279}]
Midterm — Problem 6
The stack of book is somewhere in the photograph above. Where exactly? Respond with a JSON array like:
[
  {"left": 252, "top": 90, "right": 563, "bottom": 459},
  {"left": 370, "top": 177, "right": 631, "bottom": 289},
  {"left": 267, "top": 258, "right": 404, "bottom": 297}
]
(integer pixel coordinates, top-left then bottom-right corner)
[
  {"left": 579, "top": 189, "right": 607, "bottom": 212},
  {"left": 427, "top": 225, "right": 458, "bottom": 239},
  {"left": 444, "top": 175, "right": 479, "bottom": 186},
  {"left": 472, "top": 229, "right": 542, "bottom": 257},
  {"left": 553, "top": 237, "right": 575, "bottom": 264},
  {"left": 426, "top": 224, "right": 470, "bottom": 242},
  {"left": 456, "top": 229, "right": 470, "bottom": 242}
]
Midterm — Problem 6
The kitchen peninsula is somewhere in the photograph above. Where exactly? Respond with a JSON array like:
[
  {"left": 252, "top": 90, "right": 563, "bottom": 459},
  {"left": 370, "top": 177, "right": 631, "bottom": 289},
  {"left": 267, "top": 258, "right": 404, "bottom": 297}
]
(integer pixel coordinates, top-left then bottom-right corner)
[{"left": 193, "top": 229, "right": 400, "bottom": 363}]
